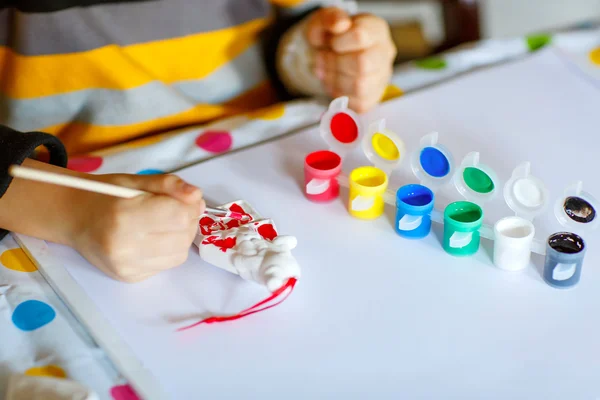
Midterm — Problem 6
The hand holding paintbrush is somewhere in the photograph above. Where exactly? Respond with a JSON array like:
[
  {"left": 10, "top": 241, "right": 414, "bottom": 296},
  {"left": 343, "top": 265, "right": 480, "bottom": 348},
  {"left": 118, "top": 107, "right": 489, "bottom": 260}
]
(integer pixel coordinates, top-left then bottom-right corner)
[
  {"left": 9, "top": 165, "right": 244, "bottom": 220},
  {"left": 6, "top": 162, "right": 214, "bottom": 283}
]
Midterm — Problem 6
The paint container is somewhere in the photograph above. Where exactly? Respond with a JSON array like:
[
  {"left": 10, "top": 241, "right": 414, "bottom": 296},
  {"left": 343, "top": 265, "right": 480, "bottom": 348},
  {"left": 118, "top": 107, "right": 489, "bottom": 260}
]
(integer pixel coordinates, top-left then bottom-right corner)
[
  {"left": 349, "top": 166, "right": 388, "bottom": 219},
  {"left": 395, "top": 184, "right": 435, "bottom": 238},
  {"left": 541, "top": 181, "right": 598, "bottom": 288},
  {"left": 305, "top": 97, "right": 363, "bottom": 202},
  {"left": 493, "top": 217, "right": 536, "bottom": 271},
  {"left": 410, "top": 132, "right": 455, "bottom": 191},
  {"left": 443, "top": 201, "right": 484, "bottom": 256},
  {"left": 347, "top": 118, "right": 405, "bottom": 219},
  {"left": 444, "top": 152, "right": 498, "bottom": 256},
  {"left": 304, "top": 150, "right": 342, "bottom": 202},
  {"left": 493, "top": 162, "right": 548, "bottom": 271},
  {"left": 543, "top": 232, "right": 586, "bottom": 288}
]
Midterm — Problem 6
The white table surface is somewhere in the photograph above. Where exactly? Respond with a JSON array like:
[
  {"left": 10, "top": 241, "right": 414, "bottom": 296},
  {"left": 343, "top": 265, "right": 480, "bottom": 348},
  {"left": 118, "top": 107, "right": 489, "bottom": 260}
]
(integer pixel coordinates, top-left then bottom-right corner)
[{"left": 37, "top": 48, "right": 600, "bottom": 399}]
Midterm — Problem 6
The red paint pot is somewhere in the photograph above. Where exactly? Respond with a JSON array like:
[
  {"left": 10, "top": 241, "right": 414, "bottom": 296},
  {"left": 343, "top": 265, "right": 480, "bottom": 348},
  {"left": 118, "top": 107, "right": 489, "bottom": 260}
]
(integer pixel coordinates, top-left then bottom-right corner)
[{"left": 304, "top": 150, "right": 342, "bottom": 202}]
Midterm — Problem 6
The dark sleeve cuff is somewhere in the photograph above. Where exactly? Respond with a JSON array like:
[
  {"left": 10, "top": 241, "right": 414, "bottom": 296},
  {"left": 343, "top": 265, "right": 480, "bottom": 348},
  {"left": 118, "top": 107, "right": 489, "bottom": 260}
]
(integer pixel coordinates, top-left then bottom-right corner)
[
  {"left": 260, "top": 5, "right": 320, "bottom": 102},
  {"left": 0, "top": 125, "right": 68, "bottom": 240}
]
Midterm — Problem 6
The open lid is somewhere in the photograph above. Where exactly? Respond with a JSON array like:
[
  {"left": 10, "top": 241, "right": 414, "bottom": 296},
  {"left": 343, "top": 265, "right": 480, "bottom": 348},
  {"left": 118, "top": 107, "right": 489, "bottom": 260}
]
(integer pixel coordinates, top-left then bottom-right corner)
[
  {"left": 361, "top": 119, "right": 406, "bottom": 176},
  {"left": 319, "top": 96, "right": 363, "bottom": 156},
  {"left": 554, "top": 181, "right": 599, "bottom": 234},
  {"left": 453, "top": 152, "right": 499, "bottom": 205},
  {"left": 410, "top": 132, "right": 455, "bottom": 189},
  {"left": 503, "top": 162, "right": 549, "bottom": 221}
]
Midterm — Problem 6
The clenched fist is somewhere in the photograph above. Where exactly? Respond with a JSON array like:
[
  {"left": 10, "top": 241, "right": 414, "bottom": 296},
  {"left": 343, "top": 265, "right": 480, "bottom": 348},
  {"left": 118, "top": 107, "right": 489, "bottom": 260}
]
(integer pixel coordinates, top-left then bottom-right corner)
[{"left": 306, "top": 7, "right": 396, "bottom": 112}]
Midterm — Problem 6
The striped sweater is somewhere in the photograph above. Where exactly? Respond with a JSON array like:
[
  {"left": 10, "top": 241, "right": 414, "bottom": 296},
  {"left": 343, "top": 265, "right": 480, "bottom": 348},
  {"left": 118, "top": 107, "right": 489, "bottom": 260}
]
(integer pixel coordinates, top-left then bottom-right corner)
[{"left": 0, "top": 0, "right": 320, "bottom": 155}]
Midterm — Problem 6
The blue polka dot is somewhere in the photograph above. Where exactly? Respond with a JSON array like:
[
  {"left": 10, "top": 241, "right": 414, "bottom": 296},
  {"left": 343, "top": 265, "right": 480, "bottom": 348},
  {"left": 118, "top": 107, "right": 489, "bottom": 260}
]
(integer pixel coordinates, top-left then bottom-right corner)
[
  {"left": 12, "top": 300, "right": 56, "bottom": 331},
  {"left": 136, "top": 169, "right": 164, "bottom": 175}
]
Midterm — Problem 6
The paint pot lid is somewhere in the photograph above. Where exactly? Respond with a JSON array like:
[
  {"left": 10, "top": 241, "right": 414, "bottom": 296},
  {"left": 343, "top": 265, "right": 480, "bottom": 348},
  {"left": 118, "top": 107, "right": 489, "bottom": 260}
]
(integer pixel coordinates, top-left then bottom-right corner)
[
  {"left": 319, "top": 96, "right": 363, "bottom": 155},
  {"left": 410, "top": 132, "right": 455, "bottom": 189},
  {"left": 554, "top": 181, "right": 599, "bottom": 233},
  {"left": 361, "top": 119, "right": 406, "bottom": 176},
  {"left": 453, "top": 152, "right": 499, "bottom": 205},
  {"left": 503, "top": 162, "right": 549, "bottom": 220}
]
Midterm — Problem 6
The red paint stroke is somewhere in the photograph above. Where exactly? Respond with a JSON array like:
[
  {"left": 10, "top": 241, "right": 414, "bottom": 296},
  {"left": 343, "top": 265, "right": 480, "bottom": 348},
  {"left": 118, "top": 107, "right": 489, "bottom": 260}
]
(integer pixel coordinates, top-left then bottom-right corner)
[
  {"left": 223, "top": 203, "right": 254, "bottom": 230},
  {"left": 177, "top": 278, "right": 297, "bottom": 331},
  {"left": 229, "top": 203, "right": 253, "bottom": 222},
  {"left": 199, "top": 203, "right": 254, "bottom": 234},
  {"left": 202, "top": 235, "right": 237, "bottom": 252},
  {"left": 199, "top": 216, "right": 226, "bottom": 236},
  {"left": 227, "top": 211, "right": 244, "bottom": 220},
  {"left": 257, "top": 224, "right": 277, "bottom": 241}
]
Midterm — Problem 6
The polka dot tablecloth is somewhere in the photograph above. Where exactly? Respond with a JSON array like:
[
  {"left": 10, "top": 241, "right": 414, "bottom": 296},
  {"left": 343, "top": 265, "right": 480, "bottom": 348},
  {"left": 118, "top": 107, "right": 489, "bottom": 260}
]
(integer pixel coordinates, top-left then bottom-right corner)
[{"left": 1, "top": 27, "right": 599, "bottom": 399}]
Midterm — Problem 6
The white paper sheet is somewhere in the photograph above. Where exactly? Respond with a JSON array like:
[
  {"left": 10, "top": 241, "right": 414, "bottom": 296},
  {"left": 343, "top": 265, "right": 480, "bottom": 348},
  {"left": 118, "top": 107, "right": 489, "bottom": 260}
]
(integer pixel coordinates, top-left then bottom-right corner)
[{"left": 26, "top": 48, "right": 600, "bottom": 399}]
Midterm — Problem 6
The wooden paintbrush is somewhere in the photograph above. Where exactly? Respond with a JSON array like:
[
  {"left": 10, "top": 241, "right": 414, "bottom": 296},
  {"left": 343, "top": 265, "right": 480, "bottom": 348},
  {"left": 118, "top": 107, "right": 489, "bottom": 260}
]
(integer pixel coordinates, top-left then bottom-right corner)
[{"left": 8, "top": 165, "right": 245, "bottom": 220}]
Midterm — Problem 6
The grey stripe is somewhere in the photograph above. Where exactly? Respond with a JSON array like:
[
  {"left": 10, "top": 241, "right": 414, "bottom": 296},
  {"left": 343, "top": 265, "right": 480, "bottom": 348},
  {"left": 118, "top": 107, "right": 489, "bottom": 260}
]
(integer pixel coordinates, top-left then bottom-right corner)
[
  {"left": 2, "top": 0, "right": 270, "bottom": 56},
  {"left": 173, "top": 44, "right": 267, "bottom": 104},
  {"left": 0, "top": 44, "right": 268, "bottom": 131}
]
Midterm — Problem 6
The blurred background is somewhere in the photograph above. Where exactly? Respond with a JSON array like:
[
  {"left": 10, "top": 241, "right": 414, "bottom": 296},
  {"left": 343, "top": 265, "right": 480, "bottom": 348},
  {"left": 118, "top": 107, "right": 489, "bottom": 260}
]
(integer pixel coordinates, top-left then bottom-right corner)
[{"left": 356, "top": 0, "right": 600, "bottom": 62}]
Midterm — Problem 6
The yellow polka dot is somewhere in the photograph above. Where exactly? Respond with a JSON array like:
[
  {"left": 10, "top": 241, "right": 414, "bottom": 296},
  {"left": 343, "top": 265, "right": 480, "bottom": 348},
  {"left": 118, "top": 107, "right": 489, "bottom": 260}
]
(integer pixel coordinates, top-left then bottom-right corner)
[
  {"left": 0, "top": 248, "right": 37, "bottom": 272},
  {"left": 590, "top": 47, "right": 600, "bottom": 66},
  {"left": 246, "top": 104, "right": 285, "bottom": 121},
  {"left": 381, "top": 84, "right": 404, "bottom": 102},
  {"left": 25, "top": 365, "right": 67, "bottom": 379}
]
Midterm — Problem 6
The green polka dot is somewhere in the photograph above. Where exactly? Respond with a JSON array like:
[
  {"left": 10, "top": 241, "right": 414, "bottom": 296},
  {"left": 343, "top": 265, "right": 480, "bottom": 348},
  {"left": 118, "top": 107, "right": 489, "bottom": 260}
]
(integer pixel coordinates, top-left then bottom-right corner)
[
  {"left": 526, "top": 34, "right": 552, "bottom": 52},
  {"left": 415, "top": 57, "right": 447, "bottom": 70}
]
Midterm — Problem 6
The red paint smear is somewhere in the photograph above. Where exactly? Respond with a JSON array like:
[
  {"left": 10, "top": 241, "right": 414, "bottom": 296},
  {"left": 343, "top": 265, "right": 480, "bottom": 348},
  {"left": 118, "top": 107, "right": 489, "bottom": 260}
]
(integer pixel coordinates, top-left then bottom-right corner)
[
  {"left": 177, "top": 278, "right": 297, "bottom": 331},
  {"left": 202, "top": 235, "right": 237, "bottom": 252},
  {"left": 229, "top": 203, "right": 253, "bottom": 221},
  {"left": 330, "top": 112, "right": 358, "bottom": 144},
  {"left": 257, "top": 224, "right": 277, "bottom": 241},
  {"left": 199, "top": 216, "right": 226, "bottom": 235},
  {"left": 198, "top": 203, "right": 255, "bottom": 251}
]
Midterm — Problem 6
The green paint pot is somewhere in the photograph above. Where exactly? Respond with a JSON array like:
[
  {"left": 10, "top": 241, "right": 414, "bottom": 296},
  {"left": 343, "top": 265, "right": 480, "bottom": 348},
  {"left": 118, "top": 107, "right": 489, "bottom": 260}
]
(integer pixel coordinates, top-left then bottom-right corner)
[{"left": 443, "top": 201, "right": 484, "bottom": 256}]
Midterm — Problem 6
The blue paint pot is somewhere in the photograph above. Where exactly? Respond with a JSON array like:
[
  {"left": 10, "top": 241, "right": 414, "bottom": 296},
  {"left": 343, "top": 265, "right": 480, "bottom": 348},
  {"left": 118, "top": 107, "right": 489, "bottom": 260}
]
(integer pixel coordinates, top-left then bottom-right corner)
[
  {"left": 395, "top": 184, "right": 435, "bottom": 239},
  {"left": 419, "top": 147, "right": 450, "bottom": 178}
]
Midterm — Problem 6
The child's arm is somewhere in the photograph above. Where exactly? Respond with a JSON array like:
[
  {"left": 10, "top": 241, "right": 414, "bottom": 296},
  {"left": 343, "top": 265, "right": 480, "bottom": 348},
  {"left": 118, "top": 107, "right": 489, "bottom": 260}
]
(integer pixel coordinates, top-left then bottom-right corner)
[{"left": 0, "top": 125, "right": 205, "bottom": 282}]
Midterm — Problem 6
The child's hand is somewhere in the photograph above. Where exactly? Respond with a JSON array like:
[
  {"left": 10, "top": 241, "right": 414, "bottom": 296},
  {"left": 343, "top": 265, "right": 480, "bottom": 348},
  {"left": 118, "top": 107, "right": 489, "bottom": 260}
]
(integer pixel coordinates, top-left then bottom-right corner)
[
  {"left": 71, "top": 173, "right": 205, "bottom": 283},
  {"left": 306, "top": 7, "right": 397, "bottom": 112}
]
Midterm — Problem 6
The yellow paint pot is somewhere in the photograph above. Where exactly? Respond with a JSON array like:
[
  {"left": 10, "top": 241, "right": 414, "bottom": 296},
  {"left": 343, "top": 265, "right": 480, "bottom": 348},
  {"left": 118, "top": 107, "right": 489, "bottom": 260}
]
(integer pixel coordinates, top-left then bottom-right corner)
[{"left": 348, "top": 166, "right": 388, "bottom": 219}]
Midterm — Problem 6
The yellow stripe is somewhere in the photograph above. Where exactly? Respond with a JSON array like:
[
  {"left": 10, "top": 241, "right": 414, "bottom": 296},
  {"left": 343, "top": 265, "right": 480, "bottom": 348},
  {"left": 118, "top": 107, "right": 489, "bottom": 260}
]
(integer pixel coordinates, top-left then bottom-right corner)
[
  {"left": 46, "top": 104, "right": 233, "bottom": 155},
  {"left": 269, "top": 0, "right": 308, "bottom": 6},
  {"left": 0, "top": 18, "right": 270, "bottom": 99},
  {"left": 44, "top": 80, "right": 277, "bottom": 155}
]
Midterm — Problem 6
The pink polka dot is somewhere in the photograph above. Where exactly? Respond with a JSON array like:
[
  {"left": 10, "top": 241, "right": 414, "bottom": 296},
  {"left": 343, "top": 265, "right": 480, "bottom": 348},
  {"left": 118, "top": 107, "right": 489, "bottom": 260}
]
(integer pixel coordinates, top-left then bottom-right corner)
[
  {"left": 195, "top": 131, "right": 233, "bottom": 153},
  {"left": 67, "top": 156, "right": 103, "bottom": 173},
  {"left": 110, "top": 384, "right": 140, "bottom": 400}
]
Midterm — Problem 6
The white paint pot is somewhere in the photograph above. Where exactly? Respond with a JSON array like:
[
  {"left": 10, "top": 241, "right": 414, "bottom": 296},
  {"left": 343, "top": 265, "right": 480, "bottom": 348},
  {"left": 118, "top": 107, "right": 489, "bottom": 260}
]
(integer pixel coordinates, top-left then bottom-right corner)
[{"left": 493, "top": 216, "right": 535, "bottom": 271}]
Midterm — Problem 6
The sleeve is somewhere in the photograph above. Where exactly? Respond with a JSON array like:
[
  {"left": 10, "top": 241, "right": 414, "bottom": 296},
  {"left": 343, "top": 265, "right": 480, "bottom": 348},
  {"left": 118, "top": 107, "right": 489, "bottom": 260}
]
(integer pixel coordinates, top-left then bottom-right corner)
[
  {"left": 0, "top": 125, "right": 68, "bottom": 240},
  {"left": 261, "top": 0, "right": 322, "bottom": 101}
]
